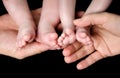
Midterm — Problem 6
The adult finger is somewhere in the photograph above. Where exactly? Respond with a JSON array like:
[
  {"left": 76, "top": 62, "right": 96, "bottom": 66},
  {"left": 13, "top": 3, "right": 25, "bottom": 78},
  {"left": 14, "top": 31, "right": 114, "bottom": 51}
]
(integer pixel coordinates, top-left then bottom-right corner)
[
  {"left": 64, "top": 44, "right": 94, "bottom": 63},
  {"left": 74, "top": 12, "right": 110, "bottom": 28},
  {"left": 62, "top": 41, "right": 82, "bottom": 56},
  {"left": 77, "top": 51, "right": 105, "bottom": 70}
]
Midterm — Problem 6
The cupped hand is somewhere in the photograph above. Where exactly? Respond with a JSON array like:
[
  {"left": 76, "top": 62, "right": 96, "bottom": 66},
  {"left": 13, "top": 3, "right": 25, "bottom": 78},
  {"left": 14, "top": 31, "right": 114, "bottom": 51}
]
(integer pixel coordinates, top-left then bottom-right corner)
[
  {"left": 63, "top": 12, "right": 120, "bottom": 70},
  {"left": 0, "top": 8, "right": 50, "bottom": 59}
]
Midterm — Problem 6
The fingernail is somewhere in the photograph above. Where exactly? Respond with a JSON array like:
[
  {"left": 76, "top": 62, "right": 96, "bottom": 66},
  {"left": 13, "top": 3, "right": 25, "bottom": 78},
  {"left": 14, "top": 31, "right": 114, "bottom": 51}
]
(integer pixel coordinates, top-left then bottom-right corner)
[{"left": 77, "top": 64, "right": 83, "bottom": 70}]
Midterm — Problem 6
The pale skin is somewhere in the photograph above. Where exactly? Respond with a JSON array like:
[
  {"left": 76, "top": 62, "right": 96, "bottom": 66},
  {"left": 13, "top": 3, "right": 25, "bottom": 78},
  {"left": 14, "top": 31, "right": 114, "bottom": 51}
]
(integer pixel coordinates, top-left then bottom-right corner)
[
  {"left": 63, "top": 12, "right": 120, "bottom": 70},
  {"left": 76, "top": 0, "right": 112, "bottom": 46},
  {"left": 36, "top": 0, "right": 76, "bottom": 49},
  {"left": 1, "top": 0, "right": 112, "bottom": 50},
  {"left": 58, "top": 0, "right": 112, "bottom": 48},
  {"left": 36, "top": 0, "right": 60, "bottom": 49},
  {"left": 58, "top": 0, "right": 76, "bottom": 48},
  {"left": 2, "top": 0, "right": 36, "bottom": 48},
  {"left": 37, "top": 0, "right": 112, "bottom": 49},
  {"left": 0, "top": 8, "right": 51, "bottom": 59}
]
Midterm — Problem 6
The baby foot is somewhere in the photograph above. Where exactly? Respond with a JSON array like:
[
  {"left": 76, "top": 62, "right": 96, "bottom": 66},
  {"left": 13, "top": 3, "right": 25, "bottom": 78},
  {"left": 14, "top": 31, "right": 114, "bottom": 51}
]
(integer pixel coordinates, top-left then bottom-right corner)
[
  {"left": 76, "top": 27, "right": 92, "bottom": 46},
  {"left": 58, "top": 28, "right": 76, "bottom": 48},
  {"left": 17, "top": 26, "right": 35, "bottom": 48},
  {"left": 36, "top": 31, "right": 60, "bottom": 50}
]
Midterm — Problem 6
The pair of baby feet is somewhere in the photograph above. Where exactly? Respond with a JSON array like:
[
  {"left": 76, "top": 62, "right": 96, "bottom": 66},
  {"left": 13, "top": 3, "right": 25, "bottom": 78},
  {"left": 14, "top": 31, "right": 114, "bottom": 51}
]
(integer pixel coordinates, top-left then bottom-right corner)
[
  {"left": 36, "top": 28, "right": 76, "bottom": 50},
  {"left": 36, "top": 27, "right": 92, "bottom": 50}
]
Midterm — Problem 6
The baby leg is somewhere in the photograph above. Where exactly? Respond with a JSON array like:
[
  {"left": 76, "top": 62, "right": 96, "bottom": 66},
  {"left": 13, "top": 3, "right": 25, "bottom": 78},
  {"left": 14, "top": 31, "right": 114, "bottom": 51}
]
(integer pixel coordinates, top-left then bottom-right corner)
[
  {"left": 36, "top": 0, "right": 60, "bottom": 49},
  {"left": 58, "top": 0, "right": 76, "bottom": 48},
  {"left": 3, "top": 0, "right": 36, "bottom": 48},
  {"left": 76, "top": 0, "right": 112, "bottom": 45}
]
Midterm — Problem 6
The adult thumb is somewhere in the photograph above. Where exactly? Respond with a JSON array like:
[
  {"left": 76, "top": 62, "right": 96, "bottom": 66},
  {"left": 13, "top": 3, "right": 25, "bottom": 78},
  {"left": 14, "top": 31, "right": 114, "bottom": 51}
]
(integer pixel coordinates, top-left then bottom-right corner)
[{"left": 74, "top": 12, "right": 108, "bottom": 27}]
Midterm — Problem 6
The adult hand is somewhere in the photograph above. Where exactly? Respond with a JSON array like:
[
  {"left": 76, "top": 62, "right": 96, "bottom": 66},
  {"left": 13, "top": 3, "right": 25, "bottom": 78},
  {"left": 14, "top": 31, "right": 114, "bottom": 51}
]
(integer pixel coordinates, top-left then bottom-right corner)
[
  {"left": 63, "top": 12, "right": 120, "bottom": 70},
  {"left": 0, "top": 8, "right": 50, "bottom": 59}
]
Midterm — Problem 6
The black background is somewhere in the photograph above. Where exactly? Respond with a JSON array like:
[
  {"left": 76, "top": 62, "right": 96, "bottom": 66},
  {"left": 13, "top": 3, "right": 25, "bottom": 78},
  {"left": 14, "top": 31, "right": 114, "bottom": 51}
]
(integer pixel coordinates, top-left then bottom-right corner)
[{"left": 0, "top": 0, "right": 120, "bottom": 77}]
